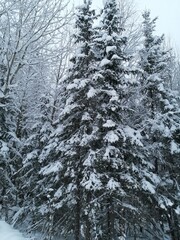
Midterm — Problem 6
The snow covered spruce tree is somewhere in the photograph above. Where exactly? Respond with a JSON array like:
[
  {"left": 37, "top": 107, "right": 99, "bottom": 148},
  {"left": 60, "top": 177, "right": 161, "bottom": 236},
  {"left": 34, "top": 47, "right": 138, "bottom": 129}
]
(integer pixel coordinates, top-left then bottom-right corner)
[
  {"left": 12, "top": 92, "right": 53, "bottom": 228},
  {"left": 81, "top": 2, "right": 165, "bottom": 239},
  {"left": 139, "top": 11, "right": 180, "bottom": 239},
  {"left": 39, "top": 1, "right": 96, "bottom": 239},
  {"left": 0, "top": 64, "right": 22, "bottom": 221}
]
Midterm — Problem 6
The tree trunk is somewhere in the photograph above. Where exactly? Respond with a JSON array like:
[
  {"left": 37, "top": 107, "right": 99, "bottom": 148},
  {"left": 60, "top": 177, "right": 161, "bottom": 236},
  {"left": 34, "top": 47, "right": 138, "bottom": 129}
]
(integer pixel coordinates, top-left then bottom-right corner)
[
  {"left": 85, "top": 192, "right": 91, "bottom": 240},
  {"left": 107, "top": 197, "right": 115, "bottom": 240},
  {"left": 75, "top": 178, "right": 81, "bottom": 240},
  {"left": 166, "top": 210, "right": 180, "bottom": 240},
  {"left": 166, "top": 209, "right": 180, "bottom": 240}
]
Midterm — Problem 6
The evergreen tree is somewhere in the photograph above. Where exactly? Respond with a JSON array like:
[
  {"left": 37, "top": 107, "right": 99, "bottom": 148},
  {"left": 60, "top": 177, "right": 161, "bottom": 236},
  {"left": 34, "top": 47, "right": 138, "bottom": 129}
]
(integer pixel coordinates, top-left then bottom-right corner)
[
  {"left": 139, "top": 11, "right": 180, "bottom": 239},
  {"left": 83, "top": 2, "right": 161, "bottom": 239},
  {"left": 0, "top": 64, "right": 22, "bottom": 221},
  {"left": 39, "top": 1, "right": 95, "bottom": 239},
  {"left": 11, "top": 93, "right": 53, "bottom": 229}
]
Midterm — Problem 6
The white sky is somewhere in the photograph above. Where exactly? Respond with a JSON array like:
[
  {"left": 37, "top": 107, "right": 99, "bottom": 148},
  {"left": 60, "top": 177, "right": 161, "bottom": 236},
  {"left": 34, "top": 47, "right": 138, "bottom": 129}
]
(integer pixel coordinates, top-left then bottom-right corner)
[
  {"left": 75, "top": 0, "right": 180, "bottom": 53},
  {"left": 136, "top": 0, "right": 180, "bottom": 53}
]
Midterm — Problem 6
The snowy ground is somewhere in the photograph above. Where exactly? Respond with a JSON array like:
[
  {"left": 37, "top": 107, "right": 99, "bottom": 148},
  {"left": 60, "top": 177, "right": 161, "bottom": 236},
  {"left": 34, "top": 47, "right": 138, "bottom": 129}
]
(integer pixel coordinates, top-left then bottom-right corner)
[{"left": 0, "top": 220, "right": 28, "bottom": 240}]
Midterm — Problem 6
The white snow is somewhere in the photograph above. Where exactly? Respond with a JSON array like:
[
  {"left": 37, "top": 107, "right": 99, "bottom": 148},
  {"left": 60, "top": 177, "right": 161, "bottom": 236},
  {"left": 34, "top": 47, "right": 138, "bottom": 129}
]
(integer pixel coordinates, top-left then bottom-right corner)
[
  {"left": 40, "top": 161, "right": 63, "bottom": 175},
  {"left": 175, "top": 206, "right": 180, "bottom": 215},
  {"left": 104, "top": 130, "right": 119, "bottom": 143},
  {"left": 82, "top": 112, "right": 92, "bottom": 121},
  {"left": 62, "top": 103, "right": 78, "bottom": 115},
  {"left": 83, "top": 150, "right": 95, "bottom": 166},
  {"left": 124, "top": 126, "right": 143, "bottom": 147},
  {"left": 171, "top": 140, "right": 180, "bottom": 154},
  {"left": 100, "top": 58, "right": 111, "bottom": 67},
  {"left": 103, "top": 146, "right": 116, "bottom": 160},
  {"left": 103, "top": 0, "right": 109, "bottom": 5},
  {"left": 54, "top": 187, "right": 62, "bottom": 198},
  {"left": 111, "top": 54, "right": 121, "bottom": 60},
  {"left": 107, "top": 178, "right": 120, "bottom": 190},
  {"left": 121, "top": 203, "right": 138, "bottom": 212},
  {"left": 0, "top": 141, "right": 9, "bottom": 157},
  {"left": 103, "top": 119, "right": 116, "bottom": 128},
  {"left": 67, "top": 78, "right": 89, "bottom": 90},
  {"left": 157, "top": 82, "right": 164, "bottom": 92},
  {"left": 81, "top": 172, "right": 102, "bottom": 190},
  {"left": 0, "top": 90, "right": 4, "bottom": 98},
  {"left": 141, "top": 179, "right": 156, "bottom": 194},
  {"left": 104, "top": 89, "right": 119, "bottom": 101},
  {"left": 106, "top": 45, "right": 117, "bottom": 54},
  {"left": 24, "top": 150, "right": 38, "bottom": 164},
  {"left": 159, "top": 196, "right": 174, "bottom": 210},
  {"left": 102, "top": 34, "right": 112, "bottom": 42},
  {"left": 87, "top": 87, "right": 97, "bottom": 98},
  {"left": 0, "top": 220, "right": 28, "bottom": 240}
]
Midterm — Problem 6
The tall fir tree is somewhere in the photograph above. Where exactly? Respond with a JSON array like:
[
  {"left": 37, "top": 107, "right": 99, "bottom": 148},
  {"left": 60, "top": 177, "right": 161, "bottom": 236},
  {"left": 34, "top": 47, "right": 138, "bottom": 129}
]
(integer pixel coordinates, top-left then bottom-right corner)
[
  {"left": 11, "top": 93, "right": 53, "bottom": 229},
  {"left": 83, "top": 1, "right": 162, "bottom": 239},
  {"left": 39, "top": 1, "right": 96, "bottom": 239},
  {"left": 139, "top": 11, "right": 180, "bottom": 239},
  {"left": 0, "top": 64, "right": 22, "bottom": 221}
]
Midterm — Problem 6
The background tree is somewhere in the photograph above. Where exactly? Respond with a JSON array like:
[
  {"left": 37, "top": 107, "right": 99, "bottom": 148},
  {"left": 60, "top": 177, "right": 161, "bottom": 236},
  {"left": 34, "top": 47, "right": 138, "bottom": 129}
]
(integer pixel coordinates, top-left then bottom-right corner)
[
  {"left": 0, "top": 0, "right": 73, "bottom": 226},
  {"left": 0, "top": 63, "right": 20, "bottom": 221},
  {"left": 139, "top": 11, "right": 180, "bottom": 239}
]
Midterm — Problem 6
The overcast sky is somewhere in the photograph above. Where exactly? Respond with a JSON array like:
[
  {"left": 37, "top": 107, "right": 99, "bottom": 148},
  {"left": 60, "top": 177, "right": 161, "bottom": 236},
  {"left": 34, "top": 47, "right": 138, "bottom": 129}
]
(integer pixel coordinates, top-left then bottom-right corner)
[
  {"left": 136, "top": 0, "right": 180, "bottom": 53},
  {"left": 75, "top": 0, "right": 180, "bottom": 53}
]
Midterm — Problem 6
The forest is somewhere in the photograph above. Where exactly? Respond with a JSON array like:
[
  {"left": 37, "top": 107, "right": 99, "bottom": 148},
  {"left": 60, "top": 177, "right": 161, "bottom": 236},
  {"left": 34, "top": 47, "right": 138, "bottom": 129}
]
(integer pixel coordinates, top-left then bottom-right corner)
[{"left": 0, "top": 0, "right": 180, "bottom": 239}]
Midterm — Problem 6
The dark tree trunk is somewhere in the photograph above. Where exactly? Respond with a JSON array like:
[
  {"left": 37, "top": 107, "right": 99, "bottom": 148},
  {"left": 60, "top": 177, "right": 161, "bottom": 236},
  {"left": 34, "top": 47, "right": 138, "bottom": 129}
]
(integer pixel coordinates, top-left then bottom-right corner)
[
  {"left": 85, "top": 192, "right": 91, "bottom": 240},
  {"left": 75, "top": 175, "right": 81, "bottom": 240},
  {"left": 166, "top": 210, "right": 180, "bottom": 240},
  {"left": 107, "top": 197, "right": 115, "bottom": 240}
]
